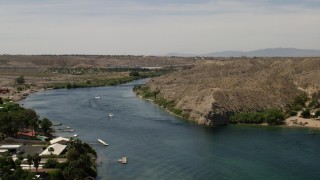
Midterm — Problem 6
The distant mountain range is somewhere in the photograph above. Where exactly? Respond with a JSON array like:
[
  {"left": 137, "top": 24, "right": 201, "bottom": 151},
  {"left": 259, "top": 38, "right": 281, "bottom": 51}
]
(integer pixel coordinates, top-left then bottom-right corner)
[{"left": 166, "top": 48, "right": 320, "bottom": 57}]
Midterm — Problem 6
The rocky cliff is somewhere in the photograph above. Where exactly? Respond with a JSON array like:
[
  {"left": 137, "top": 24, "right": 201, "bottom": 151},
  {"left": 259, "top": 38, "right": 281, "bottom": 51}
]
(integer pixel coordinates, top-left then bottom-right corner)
[{"left": 146, "top": 58, "right": 320, "bottom": 125}]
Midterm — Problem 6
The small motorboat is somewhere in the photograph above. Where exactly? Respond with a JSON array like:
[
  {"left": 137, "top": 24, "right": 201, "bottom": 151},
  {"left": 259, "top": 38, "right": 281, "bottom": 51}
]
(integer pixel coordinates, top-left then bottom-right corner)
[
  {"left": 118, "top": 157, "right": 127, "bottom": 164},
  {"left": 109, "top": 113, "right": 114, "bottom": 117},
  {"left": 97, "top": 139, "right": 109, "bottom": 146},
  {"left": 74, "top": 134, "right": 78, "bottom": 137}
]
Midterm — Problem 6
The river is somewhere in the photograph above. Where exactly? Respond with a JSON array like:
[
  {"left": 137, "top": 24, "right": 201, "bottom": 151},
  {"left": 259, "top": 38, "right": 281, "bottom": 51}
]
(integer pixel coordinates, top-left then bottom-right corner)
[{"left": 21, "top": 79, "right": 320, "bottom": 180}]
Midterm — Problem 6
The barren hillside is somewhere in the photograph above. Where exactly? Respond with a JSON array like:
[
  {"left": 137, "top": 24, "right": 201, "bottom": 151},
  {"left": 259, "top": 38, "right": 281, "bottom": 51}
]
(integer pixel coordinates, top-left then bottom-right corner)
[
  {"left": 146, "top": 58, "right": 320, "bottom": 125},
  {"left": 0, "top": 55, "right": 197, "bottom": 68},
  {"left": 0, "top": 55, "right": 198, "bottom": 97}
]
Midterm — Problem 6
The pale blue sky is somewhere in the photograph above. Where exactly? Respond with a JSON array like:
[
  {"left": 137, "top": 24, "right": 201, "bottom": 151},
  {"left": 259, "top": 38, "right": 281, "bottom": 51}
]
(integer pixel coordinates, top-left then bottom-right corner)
[{"left": 1, "top": 0, "right": 320, "bottom": 55}]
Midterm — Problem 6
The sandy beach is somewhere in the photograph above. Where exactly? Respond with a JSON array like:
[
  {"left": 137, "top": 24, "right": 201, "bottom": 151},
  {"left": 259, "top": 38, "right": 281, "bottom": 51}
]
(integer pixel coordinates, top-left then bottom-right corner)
[{"left": 285, "top": 112, "right": 320, "bottom": 129}]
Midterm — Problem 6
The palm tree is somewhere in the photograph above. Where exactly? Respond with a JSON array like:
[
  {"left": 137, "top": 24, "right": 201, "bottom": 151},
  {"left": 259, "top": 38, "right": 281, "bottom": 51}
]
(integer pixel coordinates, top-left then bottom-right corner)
[
  {"left": 48, "top": 147, "right": 54, "bottom": 156},
  {"left": 26, "top": 154, "right": 33, "bottom": 171},
  {"left": 33, "top": 153, "right": 41, "bottom": 173}
]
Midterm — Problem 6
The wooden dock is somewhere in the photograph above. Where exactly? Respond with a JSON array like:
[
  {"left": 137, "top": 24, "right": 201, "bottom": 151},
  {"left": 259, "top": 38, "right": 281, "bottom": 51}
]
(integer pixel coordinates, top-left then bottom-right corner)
[{"left": 97, "top": 139, "right": 109, "bottom": 146}]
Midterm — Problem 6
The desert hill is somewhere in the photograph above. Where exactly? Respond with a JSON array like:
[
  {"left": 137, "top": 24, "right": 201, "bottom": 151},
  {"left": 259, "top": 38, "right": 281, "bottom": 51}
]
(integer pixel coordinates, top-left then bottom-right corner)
[
  {"left": 0, "top": 55, "right": 196, "bottom": 68},
  {"left": 146, "top": 58, "right": 320, "bottom": 125}
]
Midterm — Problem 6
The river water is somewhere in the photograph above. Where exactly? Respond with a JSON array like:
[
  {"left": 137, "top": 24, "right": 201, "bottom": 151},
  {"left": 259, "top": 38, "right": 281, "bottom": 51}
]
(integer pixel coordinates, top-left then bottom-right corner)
[{"left": 21, "top": 79, "right": 320, "bottom": 180}]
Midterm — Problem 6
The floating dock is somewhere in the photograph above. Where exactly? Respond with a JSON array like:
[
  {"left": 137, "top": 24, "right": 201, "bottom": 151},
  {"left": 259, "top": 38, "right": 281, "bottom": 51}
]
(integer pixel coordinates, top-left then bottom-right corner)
[{"left": 97, "top": 139, "right": 109, "bottom": 146}]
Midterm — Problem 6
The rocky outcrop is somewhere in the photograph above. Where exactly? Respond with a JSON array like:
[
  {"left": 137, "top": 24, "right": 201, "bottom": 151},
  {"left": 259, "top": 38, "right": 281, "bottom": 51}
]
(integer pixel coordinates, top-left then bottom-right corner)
[{"left": 146, "top": 58, "right": 320, "bottom": 125}]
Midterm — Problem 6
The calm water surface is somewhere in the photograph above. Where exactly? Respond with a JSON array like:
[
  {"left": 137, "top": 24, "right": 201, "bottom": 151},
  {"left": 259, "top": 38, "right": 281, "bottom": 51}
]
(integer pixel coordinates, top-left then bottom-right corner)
[{"left": 21, "top": 79, "right": 320, "bottom": 180}]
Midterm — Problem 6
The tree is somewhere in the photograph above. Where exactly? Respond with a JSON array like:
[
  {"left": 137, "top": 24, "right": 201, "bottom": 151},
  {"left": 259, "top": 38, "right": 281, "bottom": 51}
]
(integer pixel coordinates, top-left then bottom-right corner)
[
  {"left": 32, "top": 153, "right": 41, "bottom": 173},
  {"left": 15, "top": 75, "right": 25, "bottom": 85},
  {"left": 301, "top": 109, "right": 311, "bottom": 118},
  {"left": 44, "top": 158, "right": 58, "bottom": 168},
  {"left": 40, "top": 118, "right": 52, "bottom": 134},
  {"left": 0, "top": 156, "right": 16, "bottom": 177},
  {"left": 0, "top": 113, "right": 15, "bottom": 136},
  {"left": 67, "top": 149, "right": 80, "bottom": 161},
  {"left": 26, "top": 154, "right": 33, "bottom": 171},
  {"left": 30, "top": 118, "right": 39, "bottom": 136},
  {"left": 0, "top": 97, "right": 3, "bottom": 104},
  {"left": 23, "top": 109, "right": 38, "bottom": 127}
]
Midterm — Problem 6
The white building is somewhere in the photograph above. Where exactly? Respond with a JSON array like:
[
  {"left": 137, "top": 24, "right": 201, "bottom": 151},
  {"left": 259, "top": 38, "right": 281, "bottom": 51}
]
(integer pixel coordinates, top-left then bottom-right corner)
[
  {"left": 50, "top": 136, "right": 70, "bottom": 145},
  {"left": 0, "top": 144, "right": 24, "bottom": 153},
  {"left": 40, "top": 143, "right": 67, "bottom": 156}
]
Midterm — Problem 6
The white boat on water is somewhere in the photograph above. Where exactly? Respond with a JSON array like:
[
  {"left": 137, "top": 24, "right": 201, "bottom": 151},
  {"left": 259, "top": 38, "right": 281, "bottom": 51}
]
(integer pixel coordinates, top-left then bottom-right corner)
[
  {"left": 118, "top": 157, "right": 127, "bottom": 164},
  {"left": 109, "top": 113, "right": 114, "bottom": 117},
  {"left": 97, "top": 139, "right": 109, "bottom": 146},
  {"left": 94, "top": 96, "right": 100, "bottom": 99},
  {"left": 61, "top": 129, "right": 74, "bottom": 132},
  {"left": 74, "top": 134, "right": 78, "bottom": 137}
]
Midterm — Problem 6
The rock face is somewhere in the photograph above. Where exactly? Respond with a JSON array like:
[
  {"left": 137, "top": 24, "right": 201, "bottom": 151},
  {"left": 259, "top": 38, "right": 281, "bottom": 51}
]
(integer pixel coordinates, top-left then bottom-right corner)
[{"left": 146, "top": 58, "right": 320, "bottom": 125}]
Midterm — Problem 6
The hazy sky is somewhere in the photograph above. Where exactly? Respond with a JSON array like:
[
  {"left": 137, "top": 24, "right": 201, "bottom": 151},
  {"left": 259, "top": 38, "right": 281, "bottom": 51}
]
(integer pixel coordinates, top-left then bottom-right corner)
[{"left": 1, "top": 0, "right": 320, "bottom": 55}]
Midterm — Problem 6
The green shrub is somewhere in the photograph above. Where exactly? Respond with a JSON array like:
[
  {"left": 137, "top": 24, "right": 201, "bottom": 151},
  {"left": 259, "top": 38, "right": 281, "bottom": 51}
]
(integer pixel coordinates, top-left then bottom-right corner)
[
  {"left": 229, "top": 109, "right": 285, "bottom": 125},
  {"left": 44, "top": 158, "right": 59, "bottom": 168},
  {"left": 15, "top": 75, "right": 25, "bottom": 85},
  {"left": 291, "top": 104, "right": 303, "bottom": 111},
  {"left": 301, "top": 109, "right": 311, "bottom": 118},
  {"left": 171, "top": 108, "right": 183, "bottom": 116},
  {"left": 293, "top": 93, "right": 308, "bottom": 106},
  {"left": 264, "top": 109, "right": 285, "bottom": 125},
  {"left": 129, "top": 71, "right": 140, "bottom": 77},
  {"left": 290, "top": 111, "right": 298, "bottom": 116}
]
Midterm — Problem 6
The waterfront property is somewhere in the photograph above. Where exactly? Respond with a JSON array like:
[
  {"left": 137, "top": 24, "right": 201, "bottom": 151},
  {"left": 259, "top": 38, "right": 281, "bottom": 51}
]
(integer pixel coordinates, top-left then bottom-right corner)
[{"left": 40, "top": 143, "right": 67, "bottom": 156}]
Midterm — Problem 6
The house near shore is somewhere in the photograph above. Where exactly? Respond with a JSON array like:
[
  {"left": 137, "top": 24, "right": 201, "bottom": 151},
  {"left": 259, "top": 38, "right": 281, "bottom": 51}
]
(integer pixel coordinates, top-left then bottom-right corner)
[
  {"left": 17, "top": 130, "right": 36, "bottom": 139},
  {"left": 40, "top": 143, "right": 67, "bottom": 156},
  {"left": 50, "top": 136, "right": 70, "bottom": 145}
]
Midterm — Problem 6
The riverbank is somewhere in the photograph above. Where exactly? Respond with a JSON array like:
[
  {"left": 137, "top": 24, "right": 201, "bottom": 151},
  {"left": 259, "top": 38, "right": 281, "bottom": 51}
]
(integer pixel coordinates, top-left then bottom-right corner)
[
  {"left": 285, "top": 116, "right": 320, "bottom": 128},
  {"left": 0, "top": 67, "right": 173, "bottom": 102},
  {"left": 135, "top": 85, "right": 320, "bottom": 129}
]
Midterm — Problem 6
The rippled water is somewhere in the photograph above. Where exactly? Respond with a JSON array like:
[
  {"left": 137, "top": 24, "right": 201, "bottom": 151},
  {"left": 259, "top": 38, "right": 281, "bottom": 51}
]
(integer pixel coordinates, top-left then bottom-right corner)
[{"left": 21, "top": 79, "right": 320, "bottom": 180}]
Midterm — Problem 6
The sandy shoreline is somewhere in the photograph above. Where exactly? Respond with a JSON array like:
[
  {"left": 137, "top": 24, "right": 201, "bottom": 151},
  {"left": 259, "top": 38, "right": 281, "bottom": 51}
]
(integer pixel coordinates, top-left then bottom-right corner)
[
  {"left": 285, "top": 115, "right": 320, "bottom": 129},
  {"left": 0, "top": 87, "right": 44, "bottom": 102}
]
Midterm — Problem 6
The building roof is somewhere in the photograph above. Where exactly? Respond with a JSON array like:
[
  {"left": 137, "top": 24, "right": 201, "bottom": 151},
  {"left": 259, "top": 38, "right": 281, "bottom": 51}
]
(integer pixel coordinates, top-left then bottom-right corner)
[
  {"left": 18, "top": 130, "right": 36, "bottom": 137},
  {"left": 0, "top": 149, "right": 8, "bottom": 153},
  {"left": 0, "top": 144, "right": 22, "bottom": 149},
  {"left": 50, "top": 136, "right": 70, "bottom": 144},
  {"left": 40, "top": 143, "right": 67, "bottom": 156}
]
